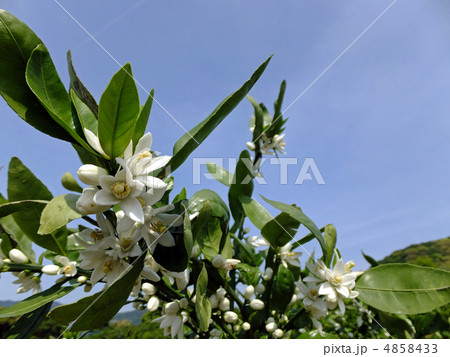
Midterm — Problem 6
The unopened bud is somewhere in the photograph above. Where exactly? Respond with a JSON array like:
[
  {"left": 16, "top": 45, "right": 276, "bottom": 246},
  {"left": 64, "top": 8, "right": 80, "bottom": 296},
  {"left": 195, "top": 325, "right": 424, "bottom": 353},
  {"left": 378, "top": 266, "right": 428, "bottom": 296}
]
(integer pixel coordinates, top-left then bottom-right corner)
[
  {"left": 244, "top": 285, "right": 255, "bottom": 300},
  {"left": 243, "top": 227, "right": 251, "bottom": 234},
  {"left": 219, "top": 297, "right": 230, "bottom": 311},
  {"left": 242, "top": 322, "right": 251, "bottom": 331},
  {"left": 249, "top": 299, "right": 265, "bottom": 310},
  {"left": 209, "top": 294, "right": 219, "bottom": 309},
  {"left": 41, "top": 264, "right": 59, "bottom": 275},
  {"left": 9, "top": 249, "right": 28, "bottom": 264},
  {"left": 179, "top": 298, "right": 189, "bottom": 309},
  {"left": 264, "top": 267, "right": 273, "bottom": 280},
  {"left": 273, "top": 329, "right": 284, "bottom": 339},
  {"left": 223, "top": 311, "right": 238, "bottom": 324},
  {"left": 147, "top": 296, "right": 160, "bottom": 312},
  {"left": 212, "top": 254, "right": 225, "bottom": 269},
  {"left": 216, "top": 287, "right": 226, "bottom": 299},
  {"left": 61, "top": 172, "right": 83, "bottom": 193},
  {"left": 234, "top": 324, "right": 241, "bottom": 332},
  {"left": 141, "top": 282, "right": 157, "bottom": 295},
  {"left": 77, "top": 276, "right": 88, "bottom": 284},
  {"left": 265, "top": 322, "right": 277, "bottom": 333},
  {"left": 255, "top": 282, "right": 265, "bottom": 294},
  {"left": 246, "top": 141, "right": 256, "bottom": 151},
  {"left": 165, "top": 301, "right": 180, "bottom": 315},
  {"left": 77, "top": 164, "right": 108, "bottom": 186}
]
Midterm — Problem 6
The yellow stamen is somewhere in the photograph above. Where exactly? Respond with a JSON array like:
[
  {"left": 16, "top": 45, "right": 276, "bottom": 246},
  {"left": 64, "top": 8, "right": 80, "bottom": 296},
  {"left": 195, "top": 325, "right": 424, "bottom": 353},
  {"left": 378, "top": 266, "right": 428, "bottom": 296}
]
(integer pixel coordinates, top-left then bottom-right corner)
[
  {"left": 345, "top": 261, "right": 355, "bottom": 271},
  {"left": 90, "top": 229, "right": 104, "bottom": 242},
  {"left": 121, "top": 237, "right": 133, "bottom": 252},
  {"left": 102, "top": 260, "right": 114, "bottom": 274},
  {"left": 137, "top": 151, "right": 152, "bottom": 161},
  {"left": 137, "top": 197, "right": 146, "bottom": 209},
  {"left": 150, "top": 220, "right": 167, "bottom": 234},
  {"left": 111, "top": 182, "right": 131, "bottom": 199},
  {"left": 331, "top": 274, "right": 343, "bottom": 285}
]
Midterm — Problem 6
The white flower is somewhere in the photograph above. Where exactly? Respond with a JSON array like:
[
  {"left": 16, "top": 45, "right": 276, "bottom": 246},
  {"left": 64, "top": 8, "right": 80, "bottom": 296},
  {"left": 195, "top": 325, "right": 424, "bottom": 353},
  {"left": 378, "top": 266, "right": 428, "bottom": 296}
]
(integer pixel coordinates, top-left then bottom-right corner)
[
  {"left": 247, "top": 236, "right": 270, "bottom": 248},
  {"left": 272, "top": 134, "right": 286, "bottom": 154},
  {"left": 147, "top": 296, "right": 160, "bottom": 312},
  {"left": 249, "top": 299, "right": 265, "bottom": 310},
  {"left": 77, "top": 164, "right": 108, "bottom": 186},
  {"left": 76, "top": 187, "right": 110, "bottom": 215},
  {"left": 265, "top": 321, "right": 277, "bottom": 333},
  {"left": 210, "top": 294, "right": 219, "bottom": 309},
  {"left": 244, "top": 285, "right": 255, "bottom": 300},
  {"left": 141, "top": 255, "right": 161, "bottom": 282},
  {"left": 104, "top": 223, "right": 142, "bottom": 260},
  {"left": 296, "top": 280, "right": 327, "bottom": 312},
  {"left": 159, "top": 267, "right": 190, "bottom": 290},
  {"left": 273, "top": 329, "right": 284, "bottom": 339},
  {"left": 84, "top": 128, "right": 109, "bottom": 159},
  {"left": 9, "top": 249, "right": 28, "bottom": 264},
  {"left": 223, "top": 311, "right": 238, "bottom": 324},
  {"left": 94, "top": 170, "right": 145, "bottom": 224},
  {"left": 12, "top": 271, "right": 41, "bottom": 294},
  {"left": 210, "top": 328, "right": 222, "bottom": 339},
  {"left": 242, "top": 322, "right": 251, "bottom": 331},
  {"left": 212, "top": 254, "right": 240, "bottom": 271},
  {"left": 153, "top": 302, "right": 187, "bottom": 339},
  {"left": 280, "top": 242, "right": 302, "bottom": 268},
  {"left": 41, "top": 264, "right": 59, "bottom": 275},
  {"left": 142, "top": 282, "right": 158, "bottom": 296},
  {"left": 216, "top": 287, "right": 226, "bottom": 299},
  {"left": 55, "top": 255, "right": 78, "bottom": 277},
  {"left": 219, "top": 297, "right": 230, "bottom": 311}
]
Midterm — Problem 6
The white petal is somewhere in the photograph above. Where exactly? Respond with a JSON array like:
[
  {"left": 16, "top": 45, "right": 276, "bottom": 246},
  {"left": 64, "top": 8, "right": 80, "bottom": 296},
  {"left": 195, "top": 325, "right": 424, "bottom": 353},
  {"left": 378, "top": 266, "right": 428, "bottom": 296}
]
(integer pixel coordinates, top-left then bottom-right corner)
[
  {"left": 84, "top": 128, "right": 109, "bottom": 159},
  {"left": 143, "top": 156, "right": 172, "bottom": 174},
  {"left": 121, "top": 197, "right": 145, "bottom": 223},
  {"left": 94, "top": 189, "right": 120, "bottom": 206},
  {"left": 136, "top": 132, "right": 153, "bottom": 153}
]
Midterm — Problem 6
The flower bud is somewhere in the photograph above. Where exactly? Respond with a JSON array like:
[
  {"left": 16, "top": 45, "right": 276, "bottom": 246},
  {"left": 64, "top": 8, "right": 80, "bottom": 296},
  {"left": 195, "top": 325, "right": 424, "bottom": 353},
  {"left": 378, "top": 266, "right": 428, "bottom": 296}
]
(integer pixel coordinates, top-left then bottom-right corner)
[
  {"left": 209, "top": 294, "right": 219, "bottom": 309},
  {"left": 165, "top": 301, "right": 180, "bottom": 315},
  {"left": 255, "top": 282, "right": 265, "bottom": 294},
  {"left": 264, "top": 267, "right": 273, "bottom": 280},
  {"left": 265, "top": 322, "right": 277, "bottom": 333},
  {"left": 76, "top": 187, "right": 110, "bottom": 215},
  {"left": 243, "top": 227, "right": 251, "bottom": 234},
  {"left": 3, "top": 258, "right": 11, "bottom": 263},
  {"left": 147, "top": 296, "right": 160, "bottom": 312},
  {"left": 249, "top": 299, "right": 265, "bottom": 310},
  {"left": 246, "top": 141, "right": 256, "bottom": 151},
  {"left": 41, "top": 264, "right": 59, "bottom": 275},
  {"left": 234, "top": 324, "right": 241, "bottom": 332},
  {"left": 212, "top": 254, "right": 225, "bottom": 269},
  {"left": 179, "top": 298, "right": 189, "bottom": 309},
  {"left": 61, "top": 172, "right": 83, "bottom": 193},
  {"left": 216, "top": 287, "right": 226, "bottom": 299},
  {"left": 77, "top": 276, "right": 88, "bottom": 284},
  {"left": 242, "top": 322, "right": 251, "bottom": 331},
  {"left": 141, "top": 282, "right": 158, "bottom": 296},
  {"left": 273, "top": 329, "right": 284, "bottom": 339},
  {"left": 219, "top": 297, "right": 230, "bottom": 311},
  {"left": 244, "top": 285, "right": 255, "bottom": 300},
  {"left": 77, "top": 164, "right": 108, "bottom": 186},
  {"left": 9, "top": 249, "right": 28, "bottom": 264},
  {"left": 223, "top": 311, "right": 238, "bottom": 324}
]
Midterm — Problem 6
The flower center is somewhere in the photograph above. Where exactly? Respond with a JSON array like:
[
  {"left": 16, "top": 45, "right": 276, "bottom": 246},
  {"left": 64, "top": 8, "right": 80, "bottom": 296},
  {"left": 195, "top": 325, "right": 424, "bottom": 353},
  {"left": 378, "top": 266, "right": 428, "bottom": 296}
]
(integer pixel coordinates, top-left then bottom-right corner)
[
  {"left": 111, "top": 182, "right": 131, "bottom": 199},
  {"left": 150, "top": 220, "right": 167, "bottom": 234},
  {"left": 63, "top": 265, "right": 73, "bottom": 275},
  {"left": 102, "top": 260, "right": 114, "bottom": 274},
  {"left": 310, "top": 289, "right": 318, "bottom": 299},
  {"left": 90, "top": 229, "right": 104, "bottom": 242},
  {"left": 121, "top": 237, "right": 133, "bottom": 252},
  {"left": 137, "top": 151, "right": 152, "bottom": 161},
  {"left": 331, "top": 274, "right": 343, "bottom": 286}
]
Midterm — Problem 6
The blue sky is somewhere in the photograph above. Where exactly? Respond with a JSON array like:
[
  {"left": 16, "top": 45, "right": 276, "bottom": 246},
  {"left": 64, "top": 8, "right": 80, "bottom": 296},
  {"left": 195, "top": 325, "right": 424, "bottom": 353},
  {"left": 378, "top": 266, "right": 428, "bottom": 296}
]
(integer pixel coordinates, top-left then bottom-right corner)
[{"left": 1, "top": 0, "right": 450, "bottom": 303}]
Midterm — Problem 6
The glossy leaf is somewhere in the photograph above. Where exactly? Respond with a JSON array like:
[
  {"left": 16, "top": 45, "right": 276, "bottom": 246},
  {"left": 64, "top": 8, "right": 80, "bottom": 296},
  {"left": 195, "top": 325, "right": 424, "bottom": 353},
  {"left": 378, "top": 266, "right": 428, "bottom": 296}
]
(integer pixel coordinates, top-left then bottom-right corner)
[
  {"left": 206, "top": 162, "right": 233, "bottom": 187},
  {"left": 361, "top": 250, "right": 378, "bottom": 267},
  {"left": 6, "top": 302, "right": 53, "bottom": 339},
  {"left": 49, "top": 254, "right": 145, "bottom": 330},
  {"left": 8, "top": 157, "right": 67, "bottom": 255},
  {"left": 195, "top": 264, "right": 212, "bottom": 332},
  {"left": 132, "top": 90, "right": 154, "bottom": 151},
  {"left": 67, "top": 50, "right": 98, "bottom": 117},
  {"left": 271, "top": 265, "right": 295, "bottom": 313},
  {"left": 0, "top": 199, "right": 48, "bottom": 218},
  {"left": 167, "top": 56, "right": 272, "bottom": 173},
  {"left": 26, "top": 44, "right": 93, "bottom": 153},
  {"left": 261, "top": 212, "right": 300, "bottom": 248},
  {"left": 355, "top": 264, "right": 450, "bottom": 314},
  {"left": 98, "top": 63, "right": 140, "bottom": 158},
  {"left": 0, "top": 10, "right": 71, "bottom": 141},
  {"left": 189, "top": 189, "right": 230, "bottom": 222},
  {"left": 229, "top": 150, "right": 254, "bottom": 224},
  {"left": 261, "top": 195, "right": 328, "bottom": 261},
  {"left": 323, "top": 224, "right": 337, "bottom": 266},
  {"left": 237, "top": 263, "right": 261, "bottom": 286},
  {"left": 240, "top": 196, "right": 272, "bottom": 230},
  {"left": 0, "top": 283, "right": 76, "bottom": 318},
  {"left": 192, "top": 202, "right": 223, "bottom": 261},
  {"left": 70, "top": 89, "right": 98, "bottom": 136},
  {"left": 38, "top": 194, "right": 82, "bottom": 235}
]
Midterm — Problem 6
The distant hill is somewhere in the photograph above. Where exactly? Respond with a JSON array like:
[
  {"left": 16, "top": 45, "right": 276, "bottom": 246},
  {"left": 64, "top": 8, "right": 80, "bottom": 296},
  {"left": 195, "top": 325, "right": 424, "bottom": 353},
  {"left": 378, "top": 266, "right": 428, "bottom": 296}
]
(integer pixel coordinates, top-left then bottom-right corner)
[
  {"left": 112, "top": 309, "right": 145, "bottom": 325},
  {"left": 379, "top": 237, "right": 450, "bottom": 270}
]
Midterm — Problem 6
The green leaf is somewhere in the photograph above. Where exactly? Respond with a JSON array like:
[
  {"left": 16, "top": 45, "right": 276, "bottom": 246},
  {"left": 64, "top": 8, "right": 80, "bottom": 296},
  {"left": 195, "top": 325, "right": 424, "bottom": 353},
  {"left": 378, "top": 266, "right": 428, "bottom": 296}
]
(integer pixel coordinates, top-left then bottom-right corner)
[
  {"left": 26, "top": 44, "right": 93, "bottom": 153},
  {"left": 237, "top": 263, "right": 261, "bottom": 286},
  {"left": 49, "top": 254, "right": 145, "bottom": 330},
  {"left": 273, "top": 80, "right": 286, "bottom": 122},
  {"left": 6, "top": 302, "right": 53, "bottom": 339},
  {"left": 0, "top": 10, "right": 72, "bottom": 141},
  {"left": 70, "top": 89, "right": 98, "bottom": 136},
  {"left": 240, "top": 196, "right": 272, "bottom": 230},
  {"left": 361, "top": 250, "right": 378, "bottom": 267},
  {"left": 192, "top": 203, "right": 223, "bottom": 261},
  {"left": 324, "top": 224, "right": 337, "bottom": 266},
  {"left": 0, "top": 283, "right": 76, "bottom": 318},
  {"left": 247, "top": 95, "right": 264, "bottom": 153},
  {"left": 261, "top": 212, "right": 300, "bottom": 248},
  {"left": 38, "top": 194, "right": 82, "bottom": 235},
  {"left": 167, "top": 56, "right": 272, "bottom": 173},
  {"left": 229, "top": 150, "right": 254, "bottom": 225},
  {"left": 260, "top": 195, "right": 328, "bottom": 261},
  {"left": 98, "top": 63, "right": 140, "bottom": 158},
  {"left": 7, "top": 157, "right": 67, "bottom": 255},
  {"left": 298, "top": 330, "right": 339, "bottom": 339},
  {"left": 271, "top": 265, "right": 295, "bottom": 313},
  {"left": 0, "top": 199, "right": 48, "bottom": 218},
  {"left": 206, "top": 162, "right": 233, "bottom": 187},
  {"left": 355, "top": 264, "right": 450, "bottom": 314},
  {"left": 172, "top": 187, "right": 187, "bottom": 204},
  {"left": 189, "top": 189, "right": 230, "bottom": 222},
  {"left": 377, "top": 311, "right": 415, "bottom": 338},
  {"left": 61, "top": 172, "right": 83, "bottom": 193},
  {"left": 0, "top": 232, "right": 14, "bottom": 257},
  {"left": 67, "top": 50, "right": 98, "bottom": 118},
  {"left": 195, "top": 264, "right": 212, "bottom": 332},
  {"left": 132, "top": 90, "right": 154, "bottom": 151}
]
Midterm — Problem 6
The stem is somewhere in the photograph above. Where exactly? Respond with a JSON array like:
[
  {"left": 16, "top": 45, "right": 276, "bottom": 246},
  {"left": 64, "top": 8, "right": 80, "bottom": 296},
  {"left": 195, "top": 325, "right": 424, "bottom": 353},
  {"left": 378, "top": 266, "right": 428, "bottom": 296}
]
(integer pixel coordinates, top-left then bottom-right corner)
[
  {"left": 82, "top": 215, "right": 99, "bottom": 227},
  {"left": 283, "top": 308, "right": 306, "bottom": 331}
]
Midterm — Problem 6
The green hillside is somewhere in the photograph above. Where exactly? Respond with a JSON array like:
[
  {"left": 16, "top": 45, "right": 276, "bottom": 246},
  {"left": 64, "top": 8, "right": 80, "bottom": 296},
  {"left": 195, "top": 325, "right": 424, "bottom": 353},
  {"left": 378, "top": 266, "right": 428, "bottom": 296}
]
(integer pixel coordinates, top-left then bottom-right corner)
[{"left": 379, "top": 237, "right": 450, "bottom": 270}]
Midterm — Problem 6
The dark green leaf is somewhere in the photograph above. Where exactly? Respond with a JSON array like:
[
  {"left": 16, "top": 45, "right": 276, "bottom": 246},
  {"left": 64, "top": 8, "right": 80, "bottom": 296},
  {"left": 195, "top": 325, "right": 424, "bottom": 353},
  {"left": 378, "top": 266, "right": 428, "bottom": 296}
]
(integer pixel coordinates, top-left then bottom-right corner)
[
  {"left": 167, "top": 56, "right": 272, "bottom": 173},
  {"left": 0, "top": 199, "right": 48, "bottom": 218},
  {"left": 98, "top": 63, "right": 140, "bottom": 158},
  {"left": 377, "top": 311, "right": 415, "bottom": 338},
  {"left": 237, "top": 263, "right": 261, "bottom": 286},
  {"left": 70, "top": 89, "right": 98, "bottom": 136},
  {"left": 261, "top": 212, "right": 300, "bottom": 248},
  {"left": 49, "top": 254, "right": 145, "bottom": 330},
  {"left": 193, "top": 203, "right": 223, "bottom": 261},
  {"left": 298, "top": 330, "right": 339, "bottom": 339},
  {"left": 38, "top": 194, "right": 82, "bottom": 235},
  {"left": 8, "top": 157, "right": 67, "bottom": 255},
  {"left": 324, "top": 224, "right": 337, "bottom": 266},
  {"left": 67, "top": 50, "right": 98, "bottom": 118},
  {"left": 271, "top": 265, "right": 295, "bottom": 313},
  {"left": 6, "top": 302, "right": 53, "bottom": 339},
  {"left": 355, "top": 264, "right": 450, "bottom": 314},
  {"left": 132, "top": 90, "right": 154, "bottom": 151},
  {"left": 206, "top": 162, "right": 233, "bottom": 187},
  {"left": 172, "top": 187, "right": 187, "bottom": 204},
  {"left": 195, "top": 264, "right": 212, "bottom": 332},
  {"left": 189, "top": 189, "right": 230, "bottom": 222},
  {"left": 361, "top": 250, "right": 378, "bottom": 267},
  {"left": 0, "top": 283, "right": 76, "bottom": 318},
  {"left": 240, "top": 196, "right": 272, "bottom": 230},
  {"left": 0, "top": 10, "right": 71, "bottom": 141}
]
